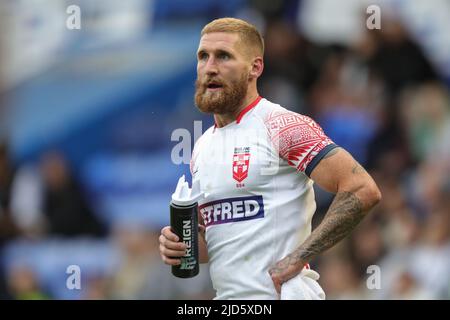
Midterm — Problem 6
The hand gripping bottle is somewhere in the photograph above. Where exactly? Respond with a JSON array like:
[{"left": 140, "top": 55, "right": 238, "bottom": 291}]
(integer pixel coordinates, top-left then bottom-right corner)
[{"left": 170, "top": 175, "right": 203, "bottom": 278}]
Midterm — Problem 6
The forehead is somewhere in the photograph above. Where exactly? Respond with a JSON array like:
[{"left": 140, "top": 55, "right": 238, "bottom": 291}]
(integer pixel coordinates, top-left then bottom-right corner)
[{"left": 198, "top": 32, "right": 240, "bottom": 53}]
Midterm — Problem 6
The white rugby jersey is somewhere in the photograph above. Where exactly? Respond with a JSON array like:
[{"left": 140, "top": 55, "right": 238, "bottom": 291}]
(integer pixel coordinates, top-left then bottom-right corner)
[{"left": 190, "top": 96, "right": 337, "bottom": 299}]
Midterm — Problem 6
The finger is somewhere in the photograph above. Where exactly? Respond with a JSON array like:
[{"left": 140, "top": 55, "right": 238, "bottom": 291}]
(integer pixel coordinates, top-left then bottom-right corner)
[
  {"left": 275, "top": 282, "right": 281, "bottom": 294},
  {"left": 271, "top": 275, "right": 282, "bottom": 294},
  {"left": 159, "top": 234, "right": 165, "bottom": 245},
  {"left": 161, "top": 254, "right": 181, "bottom": 266},
  {"left": 269, "top": 269, "right": 283, "bottom": 293},
  {"left": 162, "top": 226, "right": 179, "bottom": 242},
  {"left": 159, "top": 233, "right": 186, "bottom": 251},
  {"left": 160, "top": 244, "right": 186, "bottom": 257},
  {"left": 163, "top": 239, "right": 187, "bottom": 251}
]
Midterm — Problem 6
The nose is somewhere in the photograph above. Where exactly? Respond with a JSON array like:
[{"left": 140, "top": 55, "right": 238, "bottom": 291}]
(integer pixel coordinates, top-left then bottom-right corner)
[{"left": 204, "top": 57, "right": 218, "bottom": 76}]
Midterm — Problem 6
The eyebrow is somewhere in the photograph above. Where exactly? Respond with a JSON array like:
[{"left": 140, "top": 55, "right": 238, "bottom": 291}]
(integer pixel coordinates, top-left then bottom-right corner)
[
  {"left": 216, "top": 49, "right": 233, "bottom": 57},
  {"left": 197, "top": 48, "right": 234, "bottom": 58}
]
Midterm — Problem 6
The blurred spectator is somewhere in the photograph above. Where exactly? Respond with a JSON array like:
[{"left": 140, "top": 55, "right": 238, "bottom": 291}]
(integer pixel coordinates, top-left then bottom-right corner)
[
  {"left": 375, "top": 174, "right": 422, "bottom": 248},
  {"left": 366, "top": 109, "right": 411, "bottom": 175},
  {"left": 39, "top": 151, "right": 107, "bottom": 238},
  {"left": 9, "top": 151, "right": 107, "bottom": 239},
  {"left": 105, "top": 224, "right": 214, "bottom": 299},
  {"left": 0, "top": 142, "right": 18, "bottom": 299},
  {"left": 388, "top": 270, "right": 435, "bottom": 300},
  {"left": 0, "top": 143, "right": 19, "bottom": 242},
  {"left": 10, "top": 164, "right": 45, "bottom": 238},
  {"left": 7, "top": 265, "right": 50, "bottom": 300},
  {"left": 259, "top": 19, "right": 305, "bottom": 111},
  {"left": 408, "top": 196, "right": 450, "bottom": 299},
  {"left": 106, "top": 225, "right": 157, "bottom": 299},
  {"left": 399, "top": 82, "right": 450, "bottom": 163},
  {"left": 363, "top": 20, "right": 438, "bottom": 98},
  {"left": 318, "top": 251, "right": 366, "bottom": 299},
  {"left": 83, "top": 275, "right": 110, "bottom": 300},
  {"left": 306, "top": 46, "right": 382, "bottom": 164},
  {"left": 349, "top": 215, "right": 386, "bottom": 276}
]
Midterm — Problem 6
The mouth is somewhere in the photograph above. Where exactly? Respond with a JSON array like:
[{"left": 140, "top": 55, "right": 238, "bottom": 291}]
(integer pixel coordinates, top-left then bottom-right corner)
[{"left": 206, "top": 82, "right": 223, "bottom": 91}]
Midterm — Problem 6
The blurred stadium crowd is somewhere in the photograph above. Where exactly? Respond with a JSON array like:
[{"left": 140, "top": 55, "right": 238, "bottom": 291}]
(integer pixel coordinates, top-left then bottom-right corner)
[{"left": 0, "top": 0, "right": 449, "bottom": 299}]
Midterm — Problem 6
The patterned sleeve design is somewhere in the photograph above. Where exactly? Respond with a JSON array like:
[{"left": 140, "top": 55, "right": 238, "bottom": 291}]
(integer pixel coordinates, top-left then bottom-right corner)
[{"left": 264, "top": 110, "right": 338, "bottom": 177}]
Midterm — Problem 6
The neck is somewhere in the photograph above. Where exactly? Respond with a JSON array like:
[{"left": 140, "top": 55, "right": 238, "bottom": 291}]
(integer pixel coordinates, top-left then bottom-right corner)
[{"left": 214, "top": 89, "right": 259, "bottom": 128}]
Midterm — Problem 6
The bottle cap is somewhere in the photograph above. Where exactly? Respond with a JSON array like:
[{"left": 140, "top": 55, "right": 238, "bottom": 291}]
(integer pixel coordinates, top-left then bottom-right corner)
[{"left": 171, "top": 175, "right": 203, "bottom": 206}]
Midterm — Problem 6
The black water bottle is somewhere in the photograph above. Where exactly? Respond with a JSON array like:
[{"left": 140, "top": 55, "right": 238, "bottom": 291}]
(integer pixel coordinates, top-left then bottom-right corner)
[{"left": 170, "top": 175, "right": 202, "bottom": 278}]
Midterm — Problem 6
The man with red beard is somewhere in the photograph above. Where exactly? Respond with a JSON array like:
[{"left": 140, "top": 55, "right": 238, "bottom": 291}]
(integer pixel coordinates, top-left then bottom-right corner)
[{"left": 159, "top": 18, "right": 381, "bottom": 300}]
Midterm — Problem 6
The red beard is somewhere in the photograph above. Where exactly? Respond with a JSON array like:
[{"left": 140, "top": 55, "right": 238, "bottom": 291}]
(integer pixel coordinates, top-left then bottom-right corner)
[{"left": 195, "top": 73, "right": 248, "bottom": 115}]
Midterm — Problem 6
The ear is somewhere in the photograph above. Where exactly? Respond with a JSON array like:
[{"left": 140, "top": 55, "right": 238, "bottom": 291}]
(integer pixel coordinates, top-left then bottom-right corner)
[{"left": 249, "top": 57, "right": 264, "bottom": 80}]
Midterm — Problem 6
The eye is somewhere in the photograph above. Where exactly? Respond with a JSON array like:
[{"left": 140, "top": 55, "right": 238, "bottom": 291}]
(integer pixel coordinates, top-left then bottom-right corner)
[
  {"left": 198, "top": 52, "right": 208, "bottom": 61},
  {"left": 219, "top": 53, "right": 230, "bottom": 60}
]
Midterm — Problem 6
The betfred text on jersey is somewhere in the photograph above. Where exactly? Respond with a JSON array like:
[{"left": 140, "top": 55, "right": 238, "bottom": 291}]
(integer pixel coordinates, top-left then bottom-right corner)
[{"left": 199, "top": 195, "right": 264, "bottom": 227}]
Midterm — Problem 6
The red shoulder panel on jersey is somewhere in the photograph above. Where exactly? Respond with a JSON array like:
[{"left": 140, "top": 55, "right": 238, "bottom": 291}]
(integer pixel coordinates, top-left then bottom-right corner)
[{"left": 264, "top": 110, "right": 336, "bottom": 174}]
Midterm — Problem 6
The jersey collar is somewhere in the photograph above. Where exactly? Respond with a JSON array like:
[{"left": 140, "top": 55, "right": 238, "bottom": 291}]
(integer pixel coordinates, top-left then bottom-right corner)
[{"left": 213, "top": 95, "right": 262, "bottom": 129}]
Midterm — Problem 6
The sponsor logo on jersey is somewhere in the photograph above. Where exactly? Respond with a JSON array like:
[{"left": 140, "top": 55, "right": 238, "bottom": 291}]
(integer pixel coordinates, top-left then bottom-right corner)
[
  {"left": 233, "top": 147, "right": 250, "bottom": 182},
  {"left": 199, "top": 195, "right": 264, "bottom": 227}
]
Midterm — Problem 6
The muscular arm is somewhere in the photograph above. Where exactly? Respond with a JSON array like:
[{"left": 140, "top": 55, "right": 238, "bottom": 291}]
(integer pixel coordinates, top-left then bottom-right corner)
[{"left": 269, "top": 147, "right": 382, "bottom": 293}]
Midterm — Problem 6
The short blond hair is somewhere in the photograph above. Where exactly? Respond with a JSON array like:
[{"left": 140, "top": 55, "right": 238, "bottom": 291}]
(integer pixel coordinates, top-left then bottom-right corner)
[{"left": 201, "top": 17, "right": 264, "bottom": 57}]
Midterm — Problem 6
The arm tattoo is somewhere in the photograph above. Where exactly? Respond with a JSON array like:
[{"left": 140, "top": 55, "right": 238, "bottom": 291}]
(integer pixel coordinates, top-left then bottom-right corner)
[
  {"left": 323, "top": 147, "right": 341, "bottom": 159},
  {"left": 351, "top": 161, "right": 366, "bottom": 174},
  {"left": 272, "top": 191, "right": 364, "bottom": 272}
]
